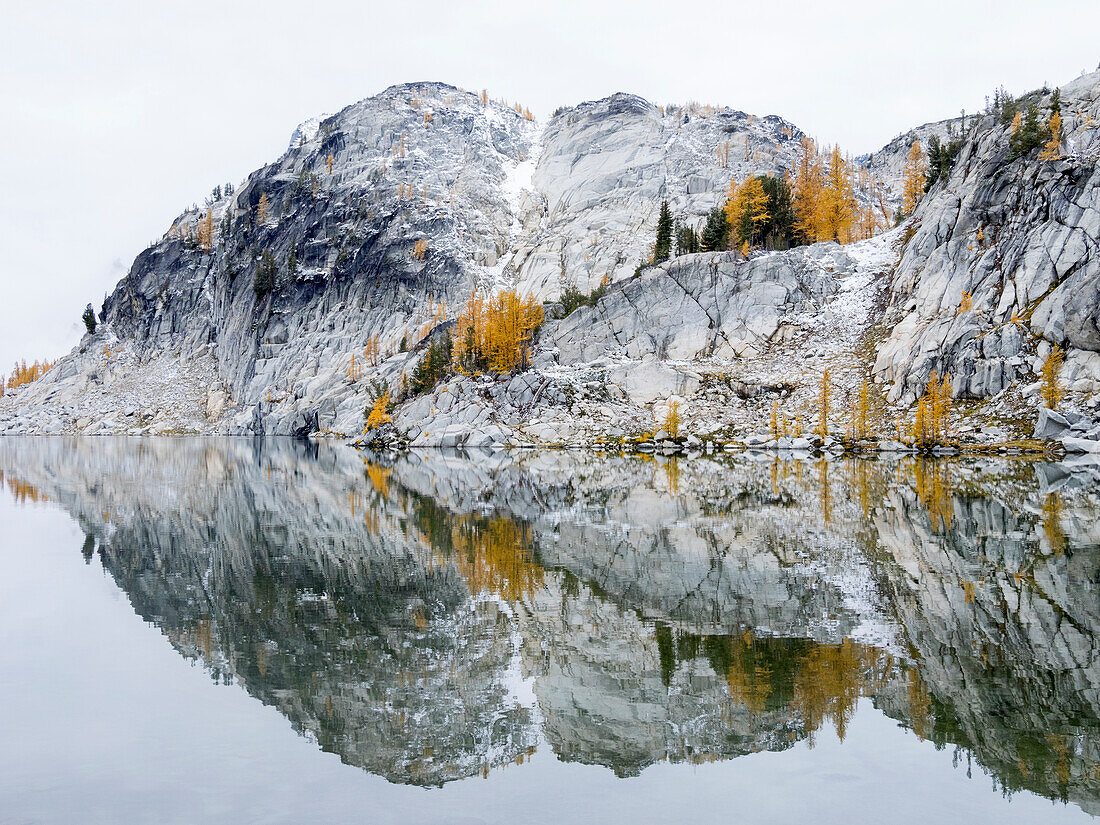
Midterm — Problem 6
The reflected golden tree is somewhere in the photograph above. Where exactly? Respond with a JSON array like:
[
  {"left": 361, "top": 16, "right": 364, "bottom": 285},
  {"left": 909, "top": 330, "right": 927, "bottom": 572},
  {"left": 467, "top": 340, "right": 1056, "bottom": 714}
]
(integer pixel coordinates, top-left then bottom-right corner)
[
  {"left": 723, "top": 632, "right": 774, "bottom": 714},
  {"left": 907, "top": 667, "right": 932, "bottom": 740},
  {"left": 0, "top": 469, "right": 48, "bottom": 504},
  {"left": 1042, "top": 492, "right": 1065, "bottom": 555},
  {"left": 912, "top": 459, "right": 953, "bottom": 530},
  {"left": 364, "top": 460, "right": 392, "bottom": 497},
  {"left": 817, "top": 459, "right": 831, "bottom": 524},
  {"left": 663, "top": 456, "right": 681, "bottom": 496},
  {"left": 414, "top": 498, "right": 544, "bottom": 602},
  {"left": 792, "top": 639, "right": 865, "bottom": 743}
]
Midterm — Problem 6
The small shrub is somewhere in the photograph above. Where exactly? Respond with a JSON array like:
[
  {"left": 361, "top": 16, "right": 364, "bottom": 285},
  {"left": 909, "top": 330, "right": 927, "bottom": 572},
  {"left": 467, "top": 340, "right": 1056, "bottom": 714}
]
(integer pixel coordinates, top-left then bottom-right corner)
[{"left": 560, "top": 277, "right": 609, "bottom": 317}]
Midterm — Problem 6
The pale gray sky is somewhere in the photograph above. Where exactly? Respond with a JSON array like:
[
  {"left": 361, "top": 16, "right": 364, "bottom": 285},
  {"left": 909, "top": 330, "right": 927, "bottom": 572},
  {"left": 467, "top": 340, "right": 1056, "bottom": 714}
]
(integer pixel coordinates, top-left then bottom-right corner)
[{"left": 1, "top": 0, "right": 1097, "bottom": 373}]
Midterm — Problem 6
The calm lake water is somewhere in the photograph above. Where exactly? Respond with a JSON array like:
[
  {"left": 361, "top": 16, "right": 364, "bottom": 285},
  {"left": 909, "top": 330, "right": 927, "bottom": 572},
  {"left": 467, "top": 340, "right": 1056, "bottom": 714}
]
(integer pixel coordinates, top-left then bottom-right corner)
[{"left": 0, "top": 437, "right": 1098, "bottom": 824}]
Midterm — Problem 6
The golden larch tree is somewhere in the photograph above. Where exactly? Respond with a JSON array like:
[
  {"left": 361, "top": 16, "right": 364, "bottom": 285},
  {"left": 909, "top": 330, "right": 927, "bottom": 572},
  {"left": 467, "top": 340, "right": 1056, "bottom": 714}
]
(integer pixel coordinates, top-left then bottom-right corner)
[
  {"left": 364, "top": 335, "right": 380, "bottom": 367},
  {"left": 724, "top": 176, "right": 770, "bottom": 248},
  {"left": 256, "top": 193, "right": 269, "bottom": 225},
  {"left": 663, "top": 400, "right": 682, "bottom": 438},
  {"left": 1039, "top": 111, "right": 1063, "bottom": 160},
  {"left": 1041, "top": 345, "right": 1064, "bottom": 409},
  {"left": 365, "top": 391, "right": 391, "bottom": 430},
  {"left": 452, "top": 289, "right": 543, "bottom": 375},
  {"left": 820, "top": 148, "right": 857, "bottom": 243},
  {"left": 902, "top": 140, "right": 928, "bottom": 216},
  {"left": 816, "top": 369, "right": 831, "bottom": 438},
  {"left": 793, "top": 137, "right": 825, "bottom": 241},
  {"left": 197, "top": 208, "right": 214, "bottom": 251}
]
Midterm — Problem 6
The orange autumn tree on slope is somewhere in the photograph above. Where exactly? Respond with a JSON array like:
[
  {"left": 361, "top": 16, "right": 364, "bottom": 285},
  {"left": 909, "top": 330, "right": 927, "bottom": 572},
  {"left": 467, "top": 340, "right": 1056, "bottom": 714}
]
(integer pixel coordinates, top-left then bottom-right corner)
[
  {"left": 2, "top": 359, "right": 56, "bottom": 396},
  {"left": 792, "top": 138, "right": 870, "bottom": 244},
  {"left": 452, "top": 289, "right": 543, "bottom": 374}
]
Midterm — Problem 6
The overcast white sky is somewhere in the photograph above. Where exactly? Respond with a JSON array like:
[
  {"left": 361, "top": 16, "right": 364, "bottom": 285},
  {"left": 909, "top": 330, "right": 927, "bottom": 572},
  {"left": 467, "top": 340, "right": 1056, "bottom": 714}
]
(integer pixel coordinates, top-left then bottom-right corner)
[{"left": 1, "top": 0, "right": 1097, "bottom": 373}]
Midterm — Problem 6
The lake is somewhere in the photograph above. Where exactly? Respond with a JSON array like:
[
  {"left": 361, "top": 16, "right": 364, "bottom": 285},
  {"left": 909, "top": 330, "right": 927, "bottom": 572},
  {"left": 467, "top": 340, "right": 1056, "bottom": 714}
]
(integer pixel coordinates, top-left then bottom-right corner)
[{"left": 0, "top": 437, "right": 1097, "bottom": 824}]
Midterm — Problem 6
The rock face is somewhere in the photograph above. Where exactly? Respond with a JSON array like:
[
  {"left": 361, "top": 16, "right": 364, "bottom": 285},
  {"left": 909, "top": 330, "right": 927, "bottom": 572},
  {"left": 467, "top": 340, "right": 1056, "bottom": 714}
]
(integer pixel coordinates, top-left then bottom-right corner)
[
  {"left": 514, "top": 94, "right": 803, "bottom": 297},
  {"left": 393, "top": 235, "right": 895, "bottom": 447},
  {"left": 0, "top": 84, "right": 803, "bottom": 437},
  {"left": 4, "top": 72, "right": 1100, "bottom": 439},
  {"left": 858, "top": 115, "right": 963, "bottom": 205},
  {"left": 875, "top": 72, "right": 1100, "bottom": 405}
]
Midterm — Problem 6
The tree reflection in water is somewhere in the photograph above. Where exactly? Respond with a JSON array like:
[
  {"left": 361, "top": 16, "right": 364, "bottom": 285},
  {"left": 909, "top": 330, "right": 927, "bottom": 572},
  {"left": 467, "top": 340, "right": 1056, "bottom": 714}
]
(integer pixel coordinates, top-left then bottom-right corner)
[{"left": 1, "top": 438, "right": 1098, "bottom": 812}]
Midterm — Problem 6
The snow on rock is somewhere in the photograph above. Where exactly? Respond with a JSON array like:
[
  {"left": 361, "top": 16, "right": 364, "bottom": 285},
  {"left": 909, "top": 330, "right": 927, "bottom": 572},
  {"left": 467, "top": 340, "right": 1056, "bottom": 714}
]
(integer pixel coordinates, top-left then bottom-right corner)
[{"left": 6, "top": 72, "right": 1100, "bottom": 443}]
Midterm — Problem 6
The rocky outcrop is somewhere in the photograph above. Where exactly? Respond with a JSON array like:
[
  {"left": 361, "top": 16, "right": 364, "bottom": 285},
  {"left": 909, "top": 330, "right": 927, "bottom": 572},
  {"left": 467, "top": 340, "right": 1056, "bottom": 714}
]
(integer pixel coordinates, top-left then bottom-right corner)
[
  {"left": 875, "top": 73, "right": 1100, "bottom": 407},
  {"left": 514, "top": 94, "right": 802, "bottom": 296},
  {"left": 4, "top": 72, "right": 1100, "bottom": 442},
  {"left": 0, "top": 84, "right": 805, "bottom": 438},
  {"left": 858, "top": 115, "right": 963, "bottom": 205},
  {"left": 390, "top": 235, "right": 895, "bottom": 447}
]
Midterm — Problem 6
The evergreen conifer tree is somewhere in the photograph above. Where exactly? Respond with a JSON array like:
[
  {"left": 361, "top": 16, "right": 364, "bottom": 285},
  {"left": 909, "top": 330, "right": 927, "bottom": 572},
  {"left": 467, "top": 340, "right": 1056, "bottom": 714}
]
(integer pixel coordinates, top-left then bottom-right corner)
[
  {"left": 1010, "top": 103, "right": 1044, "bottom": 158},
  {"left": 675, "top": 224, "right": 700, "bottom": 256},
  {"left": 654, "top": 200, "right": 673, "bottom": 262},
  {"left": 700, "top": 207, "right": 729, "bottom": 251},
  {"left": 254, "top": 250, "right": 277, "bottom": 298}
]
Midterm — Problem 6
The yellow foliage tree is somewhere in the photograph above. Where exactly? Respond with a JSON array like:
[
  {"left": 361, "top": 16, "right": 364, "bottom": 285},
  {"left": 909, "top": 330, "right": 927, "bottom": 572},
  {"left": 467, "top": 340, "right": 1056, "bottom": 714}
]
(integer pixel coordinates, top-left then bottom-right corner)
[
  {"left": 816, "top": 369, "right": 831, "bottom": 438},
  {"left": 793, "top": 140, "right": 859, "bottom": 244},
  {"left": 663, "top": 400, "right": 682, "bottom": 438},
  {"left": 453, "top": 289, "right": 543, "bottom": 374},
  {"left": 365, "top": 391, "right": 391, "bottom": 430},
  {"left": 412, "top": 239, "right": 429, "bottom": 261},
  {"left": 793, "top": 137, "right": 825, "bottom": 241},
  {"left": 820, "top": 148, "right": 857, "bottom": 243},
  {"left": 346, "top": 352, "right": 362, "bottom": 382},
  {"left": 1041, "top": 344, "right": 1064, "bottom": 409},
  {"left": 725, "top": 176, "right": 770, "bottom": 248},
  {"left": 902, "top": 140, "right": 928, "bottom": 217},
  {"left": 1039, "top": 111, "right": 1063, "bottom": 160},
  {"left": 958, "top": 291, "right": 973, "bottom": 312},
  {"left": 4, "top": 359, "right": 55, "bottom": 392},
  {"left": 364, "top": 334, "right": 380, "bottom": 367},
  {"left": 326, "top": 153, "right": 334, "bottom": 174},
  {"left": 197, "top": 208, "right": 214, "bottom": 251},
  {"left": 256, "top": 193, "right": 269, "bottom": 225},
  {"left": 851, "top": 379, "right": 872, "bottom": 440},
  {"left": 912, "top": 371, "right": 952, "bottom": 447}
]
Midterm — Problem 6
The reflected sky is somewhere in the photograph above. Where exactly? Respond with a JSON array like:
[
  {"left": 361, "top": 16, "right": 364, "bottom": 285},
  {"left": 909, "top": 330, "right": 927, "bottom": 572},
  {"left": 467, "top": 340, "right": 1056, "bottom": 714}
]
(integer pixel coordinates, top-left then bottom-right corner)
[{"left": 0, "top": 437, "right": 1097, "bottom": 824}]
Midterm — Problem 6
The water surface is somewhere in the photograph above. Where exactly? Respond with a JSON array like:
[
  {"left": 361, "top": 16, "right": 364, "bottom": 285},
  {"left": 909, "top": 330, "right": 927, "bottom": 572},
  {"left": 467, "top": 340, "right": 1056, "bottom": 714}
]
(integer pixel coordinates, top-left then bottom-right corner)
[{"left": 1, "top": 438, "right": 1098, "bottom": 824}]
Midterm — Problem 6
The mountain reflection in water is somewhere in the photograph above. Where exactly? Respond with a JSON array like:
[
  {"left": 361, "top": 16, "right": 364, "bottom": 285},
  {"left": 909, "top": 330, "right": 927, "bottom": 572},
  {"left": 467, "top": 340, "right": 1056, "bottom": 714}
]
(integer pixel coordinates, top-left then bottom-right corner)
[{"left": 1, "top": 438, "right": 1098, "bottom": 815}]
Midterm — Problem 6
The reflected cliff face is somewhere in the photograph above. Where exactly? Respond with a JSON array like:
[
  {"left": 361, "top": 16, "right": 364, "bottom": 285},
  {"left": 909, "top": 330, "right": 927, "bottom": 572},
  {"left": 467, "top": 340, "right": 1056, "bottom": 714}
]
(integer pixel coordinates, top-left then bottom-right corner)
[{"left": 1, "top": 439, "right": 1098, "bottom": 812}]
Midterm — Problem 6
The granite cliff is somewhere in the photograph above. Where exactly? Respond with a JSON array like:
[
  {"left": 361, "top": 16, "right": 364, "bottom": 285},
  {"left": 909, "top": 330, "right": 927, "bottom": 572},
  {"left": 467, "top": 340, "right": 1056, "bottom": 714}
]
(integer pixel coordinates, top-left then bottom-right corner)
[{"left": 3, "top": 73, "right": 1100, "bottom": 448}]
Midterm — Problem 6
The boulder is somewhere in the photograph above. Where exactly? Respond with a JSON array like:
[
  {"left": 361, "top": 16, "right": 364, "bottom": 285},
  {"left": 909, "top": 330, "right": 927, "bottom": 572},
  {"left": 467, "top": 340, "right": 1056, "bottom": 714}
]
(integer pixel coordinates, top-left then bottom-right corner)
[{"left": 1034, "top": 408, "right": 1070, "bottom": 440}]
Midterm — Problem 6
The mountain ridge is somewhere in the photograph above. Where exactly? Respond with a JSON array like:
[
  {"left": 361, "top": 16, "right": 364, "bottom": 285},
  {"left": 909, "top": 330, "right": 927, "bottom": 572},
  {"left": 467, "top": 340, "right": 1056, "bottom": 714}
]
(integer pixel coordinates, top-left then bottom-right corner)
[{"left": 3, "top": 72, "right": 1099, "bottom": 448}]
